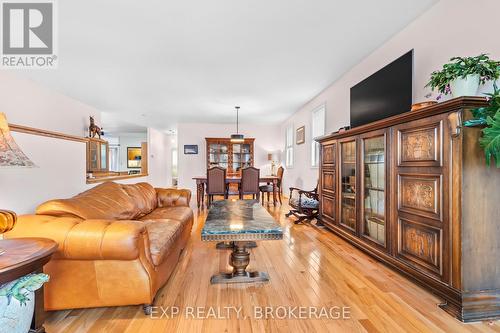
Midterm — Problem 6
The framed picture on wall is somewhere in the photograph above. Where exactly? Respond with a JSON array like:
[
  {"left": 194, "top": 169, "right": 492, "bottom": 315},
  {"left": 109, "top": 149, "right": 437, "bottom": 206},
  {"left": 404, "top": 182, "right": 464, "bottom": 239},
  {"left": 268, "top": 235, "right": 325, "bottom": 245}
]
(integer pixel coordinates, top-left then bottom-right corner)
[
  {"left": 296, "top": 126, "right": 305, "bottom": 145},
  {"left": 184, "top": 145, "right": 198, "bottom": 154},
  {"left": 127, "top": 147, "right": 142, "bottom": 168}
]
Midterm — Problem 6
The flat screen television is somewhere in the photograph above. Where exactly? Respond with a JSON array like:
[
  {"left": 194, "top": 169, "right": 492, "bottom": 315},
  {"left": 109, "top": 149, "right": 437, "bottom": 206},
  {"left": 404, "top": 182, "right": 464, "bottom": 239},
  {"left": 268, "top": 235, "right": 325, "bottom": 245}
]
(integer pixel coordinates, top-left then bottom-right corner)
[{"left": 350, "top": 50, "right": 413, "bottom": 128}]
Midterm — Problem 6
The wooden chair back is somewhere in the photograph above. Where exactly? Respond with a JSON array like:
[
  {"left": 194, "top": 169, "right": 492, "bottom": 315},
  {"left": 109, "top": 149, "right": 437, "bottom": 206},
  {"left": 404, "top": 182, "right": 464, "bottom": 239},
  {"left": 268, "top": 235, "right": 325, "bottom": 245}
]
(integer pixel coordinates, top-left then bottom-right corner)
[
  {"left": 276, "top": 166, "right": 284, "bottom": 188},
  {"left": 241, "top": 167, "right": 260, "bottom": 194},
  {"left": 207, "top": 167, "right": 226, "bottom": 195}
]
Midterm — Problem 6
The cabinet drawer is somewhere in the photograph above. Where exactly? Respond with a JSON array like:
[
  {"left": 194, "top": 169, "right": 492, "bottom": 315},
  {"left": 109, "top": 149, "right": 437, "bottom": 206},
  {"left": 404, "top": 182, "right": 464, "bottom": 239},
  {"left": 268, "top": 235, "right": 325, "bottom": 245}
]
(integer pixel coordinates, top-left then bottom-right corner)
[
  {"left": 321, "top": 195, "right": 336, "bottom": 222},
  {"left": 321, "top": 169, "right": 336, "bottom": 195},
  {"left": 322, "top": 143, "right": 336, "bottom": 166}
]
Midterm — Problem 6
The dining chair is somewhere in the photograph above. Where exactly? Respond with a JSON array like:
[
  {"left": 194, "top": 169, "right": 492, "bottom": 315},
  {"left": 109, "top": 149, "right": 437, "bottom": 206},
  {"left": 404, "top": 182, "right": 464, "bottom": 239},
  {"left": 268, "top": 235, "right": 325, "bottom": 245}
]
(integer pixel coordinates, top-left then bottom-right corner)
[
  {"left": 259, "top": 166, "right": 284, "bottom": 205},
  {"left": 206, "top": 167, "right": 227, "bottom": 206},
  {"left": 239, "top": 167, "right": 260, "bottom": 200}
]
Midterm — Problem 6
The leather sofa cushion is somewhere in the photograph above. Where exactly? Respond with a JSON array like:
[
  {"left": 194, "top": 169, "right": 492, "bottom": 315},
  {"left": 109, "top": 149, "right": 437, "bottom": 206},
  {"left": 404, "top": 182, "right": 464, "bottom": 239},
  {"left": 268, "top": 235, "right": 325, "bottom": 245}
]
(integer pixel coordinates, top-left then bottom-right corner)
[
  {"left": 4, "top": 215, "right": 82, "bottom": 259},
  {"left": 144, "top": 219, "right": 183, "bottom": 266},
  {"left": 140, "top": 207, "right": 193, "bottom": 225},
  {"left": 36, "top": 182, "right": 139, "bottom": 220},
  {"left": 122, "top": 182, "right": 157, "bottom": 217},
  {"left": 156, "top": 188, "right": 191, "bottom": 208}
]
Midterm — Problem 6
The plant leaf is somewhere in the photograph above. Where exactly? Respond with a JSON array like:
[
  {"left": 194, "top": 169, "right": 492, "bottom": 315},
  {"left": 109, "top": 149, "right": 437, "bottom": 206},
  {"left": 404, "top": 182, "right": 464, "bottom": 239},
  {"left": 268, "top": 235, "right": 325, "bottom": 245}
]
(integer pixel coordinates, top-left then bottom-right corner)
[{"left": 479, "top": 111, "right": 500, "bottom": 167}]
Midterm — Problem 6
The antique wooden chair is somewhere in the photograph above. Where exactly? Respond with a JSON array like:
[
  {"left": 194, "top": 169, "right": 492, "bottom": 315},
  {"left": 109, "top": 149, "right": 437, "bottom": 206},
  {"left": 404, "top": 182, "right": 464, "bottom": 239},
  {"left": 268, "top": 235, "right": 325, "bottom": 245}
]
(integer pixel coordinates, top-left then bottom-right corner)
[
  {"left": 259, "top": 166, "right": 284, "bottom": 205},
  {"left": 285, "top": 183, "right": 320, "bottom": 224},
  {"left": 206, "top": 167, "right": 227, "bottom": 206},
  {"left": 239, "top": 167, "right": 260, "bottom": 200}
]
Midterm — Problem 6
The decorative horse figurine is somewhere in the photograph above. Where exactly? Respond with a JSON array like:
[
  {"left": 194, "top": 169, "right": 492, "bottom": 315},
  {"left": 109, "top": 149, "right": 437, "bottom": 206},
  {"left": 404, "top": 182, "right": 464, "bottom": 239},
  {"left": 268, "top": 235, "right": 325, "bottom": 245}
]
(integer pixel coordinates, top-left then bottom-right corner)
[{"left": 88, "top": 116, "right": 102, "bottom": 139}]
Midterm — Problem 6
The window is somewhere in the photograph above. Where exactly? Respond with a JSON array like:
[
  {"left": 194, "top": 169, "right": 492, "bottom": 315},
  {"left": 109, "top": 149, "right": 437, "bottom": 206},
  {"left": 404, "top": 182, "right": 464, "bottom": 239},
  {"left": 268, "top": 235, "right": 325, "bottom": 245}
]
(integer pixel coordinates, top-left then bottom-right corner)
[
  {"left": 285, "top": 124, "right": 294, "bottom": 168},
  {"left": 171, "top": 148, "right": 178, "bottom": 186},
  {"left": 311, "top": 104, "right": 326, "bottom": 167}
]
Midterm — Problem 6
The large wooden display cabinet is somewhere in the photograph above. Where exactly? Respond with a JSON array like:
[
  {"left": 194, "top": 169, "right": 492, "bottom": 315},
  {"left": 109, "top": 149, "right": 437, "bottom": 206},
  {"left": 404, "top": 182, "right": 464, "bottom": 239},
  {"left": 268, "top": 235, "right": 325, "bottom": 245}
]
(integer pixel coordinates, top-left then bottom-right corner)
[
  {"left": 205, "top": 137, "right": 255, "bottom": 176},
  {"left": 317, "top": 97, "right": 500, "bottom": 322}
]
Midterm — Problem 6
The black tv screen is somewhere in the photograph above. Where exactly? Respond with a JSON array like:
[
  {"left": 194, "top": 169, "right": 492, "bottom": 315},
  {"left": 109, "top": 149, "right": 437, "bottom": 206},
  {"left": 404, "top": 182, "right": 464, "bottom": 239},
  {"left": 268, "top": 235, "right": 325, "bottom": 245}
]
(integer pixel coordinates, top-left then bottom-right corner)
[{"left": 350, "top": 50, "right": 413, "bottom": 128}]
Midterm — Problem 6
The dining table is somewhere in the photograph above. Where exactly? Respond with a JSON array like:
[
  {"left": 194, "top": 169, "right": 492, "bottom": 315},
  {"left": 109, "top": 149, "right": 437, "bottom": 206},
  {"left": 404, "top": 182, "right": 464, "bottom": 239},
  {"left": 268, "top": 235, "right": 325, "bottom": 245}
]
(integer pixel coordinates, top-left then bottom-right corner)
[{"left": 193, "top": 175, "right": 281, "bottom": 208}]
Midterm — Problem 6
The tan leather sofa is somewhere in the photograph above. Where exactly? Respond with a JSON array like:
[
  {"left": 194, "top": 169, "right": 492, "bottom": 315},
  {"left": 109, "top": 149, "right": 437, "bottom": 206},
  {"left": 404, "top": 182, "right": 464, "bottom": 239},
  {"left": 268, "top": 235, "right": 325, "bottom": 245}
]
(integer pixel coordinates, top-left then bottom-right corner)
[{"left": 5, "top": 181, "right": 193, "bottom": 312}]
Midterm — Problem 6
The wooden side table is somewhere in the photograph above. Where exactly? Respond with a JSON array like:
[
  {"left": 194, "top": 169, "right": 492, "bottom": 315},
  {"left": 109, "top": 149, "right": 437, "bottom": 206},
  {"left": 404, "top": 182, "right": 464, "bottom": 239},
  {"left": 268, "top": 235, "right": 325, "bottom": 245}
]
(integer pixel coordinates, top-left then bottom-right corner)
[{"left": 0, "top": 238, "right": 57, "bottom": 333}]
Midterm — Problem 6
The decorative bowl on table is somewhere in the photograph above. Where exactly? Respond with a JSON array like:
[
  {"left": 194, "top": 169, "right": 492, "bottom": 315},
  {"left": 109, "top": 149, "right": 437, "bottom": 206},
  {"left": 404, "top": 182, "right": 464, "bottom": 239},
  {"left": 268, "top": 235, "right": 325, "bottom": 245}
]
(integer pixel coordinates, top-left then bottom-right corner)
[{"left": 411, "top": 101, "right": 438, "bottom": 112}]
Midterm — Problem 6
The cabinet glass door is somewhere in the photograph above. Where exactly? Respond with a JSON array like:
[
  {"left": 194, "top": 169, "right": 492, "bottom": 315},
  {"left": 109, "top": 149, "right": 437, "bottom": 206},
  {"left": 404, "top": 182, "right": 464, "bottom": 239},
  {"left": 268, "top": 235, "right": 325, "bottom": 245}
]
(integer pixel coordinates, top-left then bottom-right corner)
[
  {"left": 100, "top": 143, "right": 108, "bottom": 170},
  {"left": 233, "top": 143, "right": 251, "bottom": 172},
  {"left": 362, "top": 136, "right": 385, "bottom": 246},
  {"left": 233, "top": 143, "right": 252, "bottom": 172},
  {"left": 340, "top": 140, "right": 356, "bottom": 230},
  {"left": 89, "top": 141, "right": 98, "bottom": 170},
  {"left": 208, "top": 143, "right": 228, "bottom": 169}
]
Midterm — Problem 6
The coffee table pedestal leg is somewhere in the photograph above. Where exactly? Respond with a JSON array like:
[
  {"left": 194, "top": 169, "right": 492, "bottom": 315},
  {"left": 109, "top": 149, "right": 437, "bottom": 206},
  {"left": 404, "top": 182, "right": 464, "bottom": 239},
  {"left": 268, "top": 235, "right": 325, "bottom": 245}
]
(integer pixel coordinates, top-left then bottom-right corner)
[
  {"left": 215, "top": 241, "right": 257, "bottom": 249},
  {"left": 210, "top": 241, "right": 269, "bottom": 284}
]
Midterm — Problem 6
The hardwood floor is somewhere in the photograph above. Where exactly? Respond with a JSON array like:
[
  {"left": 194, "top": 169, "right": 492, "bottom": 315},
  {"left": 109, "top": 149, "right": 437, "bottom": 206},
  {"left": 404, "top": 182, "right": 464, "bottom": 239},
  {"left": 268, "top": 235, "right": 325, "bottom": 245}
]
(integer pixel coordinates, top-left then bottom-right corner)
[{"left": 46, "top": 200, "right": 499, "bottom": 333}]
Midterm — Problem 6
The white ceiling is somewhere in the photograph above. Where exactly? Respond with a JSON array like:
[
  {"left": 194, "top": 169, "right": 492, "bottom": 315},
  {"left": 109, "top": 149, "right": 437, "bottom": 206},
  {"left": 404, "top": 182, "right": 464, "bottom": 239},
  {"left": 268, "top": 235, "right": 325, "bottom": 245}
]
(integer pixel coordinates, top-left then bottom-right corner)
[{"left": 20, "top": 0, "right": 438, "bottom": 132}]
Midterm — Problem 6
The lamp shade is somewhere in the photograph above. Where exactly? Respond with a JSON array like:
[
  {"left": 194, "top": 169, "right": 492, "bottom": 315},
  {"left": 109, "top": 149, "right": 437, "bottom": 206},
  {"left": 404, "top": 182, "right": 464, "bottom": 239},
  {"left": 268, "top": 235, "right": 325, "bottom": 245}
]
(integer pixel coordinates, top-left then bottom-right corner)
[
  {"left": 0, "top": 112, "right": 36, "bottom": 168},
  {"left": 230, "top": 133, "right": 244, "bottom": 143},
  {"left": 267, "top": 151, "right": 280, "bottom": 162}
]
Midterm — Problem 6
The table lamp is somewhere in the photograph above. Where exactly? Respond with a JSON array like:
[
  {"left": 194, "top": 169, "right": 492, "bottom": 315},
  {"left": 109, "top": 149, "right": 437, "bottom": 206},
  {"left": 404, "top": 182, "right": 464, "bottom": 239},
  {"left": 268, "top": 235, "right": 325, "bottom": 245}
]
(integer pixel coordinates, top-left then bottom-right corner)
[
  {"left": 0, "top": 112, "right": 36, "bottom": 255},
  {"left": 267, "top": 152, "right": 279, "bottom": 176}
]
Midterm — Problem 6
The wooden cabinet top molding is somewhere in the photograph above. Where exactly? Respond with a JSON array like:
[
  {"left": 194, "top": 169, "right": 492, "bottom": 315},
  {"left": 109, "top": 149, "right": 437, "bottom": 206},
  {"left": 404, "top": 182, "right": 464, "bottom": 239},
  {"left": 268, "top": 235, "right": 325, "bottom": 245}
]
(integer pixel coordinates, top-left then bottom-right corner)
[
  {"left": 316, "top": 97, "right": 487, "bottom": 142},
  {"left": 205, "top": 137, "right": 255, "bottom": 142}
]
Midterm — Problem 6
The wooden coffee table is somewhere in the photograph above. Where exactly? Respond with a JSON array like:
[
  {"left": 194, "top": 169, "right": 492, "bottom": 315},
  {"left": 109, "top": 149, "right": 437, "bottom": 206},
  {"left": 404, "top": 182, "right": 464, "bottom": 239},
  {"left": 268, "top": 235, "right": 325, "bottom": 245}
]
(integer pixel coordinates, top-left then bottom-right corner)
[
  {"left": 201, "top": 200, "right": 283, "bottom": 284},
  {"left": 0, "top": 238, "right": 58, "bottom": 333}
]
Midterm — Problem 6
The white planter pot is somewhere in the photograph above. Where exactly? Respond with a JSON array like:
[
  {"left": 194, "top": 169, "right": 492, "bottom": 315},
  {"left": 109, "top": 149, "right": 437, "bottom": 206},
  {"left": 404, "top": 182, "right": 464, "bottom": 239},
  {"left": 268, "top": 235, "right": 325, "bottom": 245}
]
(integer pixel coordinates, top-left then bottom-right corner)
[
  {"left": 450, "top": 74, "right": 480, "bottom": 97},
  {"left": 0, "top": 291, "right": 35, "bottom": 333}
]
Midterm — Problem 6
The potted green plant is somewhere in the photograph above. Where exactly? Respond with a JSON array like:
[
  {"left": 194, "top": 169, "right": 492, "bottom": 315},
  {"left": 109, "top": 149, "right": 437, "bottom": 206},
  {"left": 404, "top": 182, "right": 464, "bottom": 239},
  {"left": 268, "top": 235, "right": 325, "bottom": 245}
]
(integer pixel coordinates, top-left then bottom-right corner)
[
  {"left": 464, "top": 84, "right": 500, "bottom": 168},
  {"left": 426, "top": 54, "right": 500, "bottom": 98}
]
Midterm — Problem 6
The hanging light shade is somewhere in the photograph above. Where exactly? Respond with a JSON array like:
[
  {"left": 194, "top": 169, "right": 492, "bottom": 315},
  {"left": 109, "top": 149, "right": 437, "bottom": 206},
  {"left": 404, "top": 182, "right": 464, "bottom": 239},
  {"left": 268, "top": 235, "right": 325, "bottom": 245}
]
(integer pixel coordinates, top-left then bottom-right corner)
[
  {"left": 0, "top": 112, "right": 36, "bottom": 168},
  {"left": 230, "top": 106, "right": 244, "bottom": 143}
]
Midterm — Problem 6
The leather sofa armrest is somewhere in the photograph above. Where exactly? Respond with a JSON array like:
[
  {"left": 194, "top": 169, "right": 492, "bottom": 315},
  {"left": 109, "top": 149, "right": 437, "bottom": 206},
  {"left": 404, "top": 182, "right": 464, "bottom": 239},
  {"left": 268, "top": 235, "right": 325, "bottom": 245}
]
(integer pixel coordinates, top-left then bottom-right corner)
[
  {"left": 62, "top": 219, "right": 146, "bottom": 260},
  {"left": 155, "top": 188, "right": 191, "bottom": 208},
  {"left": 4, "top": 215, "right": 147, "bottom": 261}
]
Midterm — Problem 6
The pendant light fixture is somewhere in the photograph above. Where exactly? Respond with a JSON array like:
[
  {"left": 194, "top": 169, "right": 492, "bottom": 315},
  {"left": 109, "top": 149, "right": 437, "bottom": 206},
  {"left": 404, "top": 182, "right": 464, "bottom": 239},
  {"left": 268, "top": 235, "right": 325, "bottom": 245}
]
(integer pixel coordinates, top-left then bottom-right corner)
[{"left": 230, "top": 106, "right": 244, "bottom": 143}]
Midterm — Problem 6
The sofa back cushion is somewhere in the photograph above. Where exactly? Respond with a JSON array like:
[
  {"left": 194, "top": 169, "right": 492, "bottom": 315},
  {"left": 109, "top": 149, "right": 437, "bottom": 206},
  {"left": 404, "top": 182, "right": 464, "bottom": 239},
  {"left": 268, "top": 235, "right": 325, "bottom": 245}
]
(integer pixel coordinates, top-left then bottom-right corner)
[
  {"left": 122, "top": 182, "right": 157, "bottom": 217},
  {"left": 36, "top": 182, "right": 141, "bottom": 220}
]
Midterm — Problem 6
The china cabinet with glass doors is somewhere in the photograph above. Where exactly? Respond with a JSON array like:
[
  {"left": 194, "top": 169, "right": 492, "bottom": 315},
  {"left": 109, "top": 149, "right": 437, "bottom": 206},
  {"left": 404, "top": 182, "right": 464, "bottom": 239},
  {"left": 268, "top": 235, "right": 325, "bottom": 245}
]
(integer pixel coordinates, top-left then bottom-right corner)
[{"left": 205, "top": 138, "right": 254, "bottom": 176}]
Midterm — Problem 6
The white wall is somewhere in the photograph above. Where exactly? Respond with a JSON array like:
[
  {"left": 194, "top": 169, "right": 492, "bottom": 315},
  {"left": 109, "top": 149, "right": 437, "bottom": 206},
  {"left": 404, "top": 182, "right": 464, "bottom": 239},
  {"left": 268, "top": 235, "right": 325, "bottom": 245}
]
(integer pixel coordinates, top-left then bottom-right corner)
[
  {"left": 177, "top": 123, "right": 281, "bottom": 193},
  {"left": 0, "top": 71, "right": 100, "bottom": 214},
  {"left": 147, "top": 128, "right": 176, "bottom": 188},
  {"left": 281, "top": 0, "right": 500, "bottom": 192},
  {"left": 0, "top": 72, "right": 173, "bottom": 214}
]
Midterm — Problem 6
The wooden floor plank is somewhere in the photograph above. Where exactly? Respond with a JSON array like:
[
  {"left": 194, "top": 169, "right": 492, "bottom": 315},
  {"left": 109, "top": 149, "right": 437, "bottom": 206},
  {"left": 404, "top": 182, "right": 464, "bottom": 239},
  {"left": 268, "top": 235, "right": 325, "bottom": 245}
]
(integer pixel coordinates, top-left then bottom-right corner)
[{"left": 44, "top": 200, "right": 499, "bottom": 333}]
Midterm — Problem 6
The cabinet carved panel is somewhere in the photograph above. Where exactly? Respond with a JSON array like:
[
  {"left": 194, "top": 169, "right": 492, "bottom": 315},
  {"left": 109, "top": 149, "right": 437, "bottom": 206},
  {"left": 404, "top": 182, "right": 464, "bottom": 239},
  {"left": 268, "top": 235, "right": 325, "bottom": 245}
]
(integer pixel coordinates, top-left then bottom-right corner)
[
  {"left": 399, "top": 174, "right": 441, "bottom": 220},
  {"left": 398, "top": 218, "right": 441, "bottom": 276},
  {"left": 398, "top": 122, "right": 441, "bottom": 167},
  {"left": 322, "top": 170, "right": 335, "bottom": 195},
  {"left": 321, "top": 195, "right": 335, "bottom": 222},
  {"left": 322, "top": 144, "right": 336, "bottom": 166}
]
